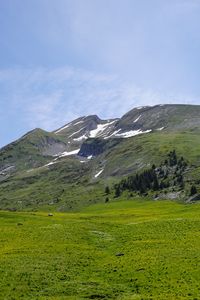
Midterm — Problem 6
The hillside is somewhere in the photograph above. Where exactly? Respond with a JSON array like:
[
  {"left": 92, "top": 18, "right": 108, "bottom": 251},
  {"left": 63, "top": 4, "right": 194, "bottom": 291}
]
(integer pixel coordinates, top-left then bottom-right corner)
[{"left": 1, "top": 104, "right": 200, "bottom": 211}]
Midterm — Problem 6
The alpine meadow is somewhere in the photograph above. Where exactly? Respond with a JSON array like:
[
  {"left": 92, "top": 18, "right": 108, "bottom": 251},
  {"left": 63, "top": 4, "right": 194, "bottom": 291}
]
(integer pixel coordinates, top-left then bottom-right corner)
[
  {"left": 1, "top": 0, "right": 200, "bottom": 299},
  {"left": 1, "top": 104, "right": 200, "bottom": 299}
]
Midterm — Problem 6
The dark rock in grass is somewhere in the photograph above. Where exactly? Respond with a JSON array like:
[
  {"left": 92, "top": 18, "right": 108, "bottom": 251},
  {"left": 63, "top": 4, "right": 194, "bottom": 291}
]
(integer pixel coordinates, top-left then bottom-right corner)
[
  {"left": 48, "top": 213, "right": 53, "bottom": 216},
  {"left": 89, "top": 295, "right": 107, "bottom": 299},
  {"left": 115, "top": 252, "right": 124, "bottom": 257},
  {"left": 7, "top": 207, "right": 17, "bottom": 212}
]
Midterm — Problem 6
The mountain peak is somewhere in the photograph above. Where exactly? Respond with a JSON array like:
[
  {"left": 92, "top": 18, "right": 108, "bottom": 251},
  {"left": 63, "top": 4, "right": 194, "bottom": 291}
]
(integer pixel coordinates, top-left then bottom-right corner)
[{"left": 2, "top": 103, "right": 200, "bottom": 210}]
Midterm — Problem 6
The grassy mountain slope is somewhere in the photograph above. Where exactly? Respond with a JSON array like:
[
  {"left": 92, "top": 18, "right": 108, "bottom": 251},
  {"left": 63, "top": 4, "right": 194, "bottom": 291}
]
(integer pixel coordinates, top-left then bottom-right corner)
[
  {"left": 100, "top": 129, "right": 200, "bottom": 177},
  {"left": 1, "top": 104, "right": 200, "bottom": 211},
  {"left": 0, "top": 128, "right": 67, "bottom": 175},
  {"left": 1, "top": 129, "right": 200, "bottom": 211},
  {"left": 0, "top": 152, "right": 110, "bottom": 211},
  {"left": 117, "top": 104, "right": 200, "bottom": 132}
]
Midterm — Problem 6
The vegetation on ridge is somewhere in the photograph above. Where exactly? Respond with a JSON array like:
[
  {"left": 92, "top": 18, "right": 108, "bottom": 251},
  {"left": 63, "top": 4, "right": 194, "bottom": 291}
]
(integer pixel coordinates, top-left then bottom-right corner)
[{"left": 113, "top": 150, "right": 188, "bottom": 197}]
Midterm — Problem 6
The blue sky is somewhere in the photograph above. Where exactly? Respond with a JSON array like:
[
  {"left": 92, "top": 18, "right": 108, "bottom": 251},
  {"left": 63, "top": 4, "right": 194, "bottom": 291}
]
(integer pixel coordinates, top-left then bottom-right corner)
[{"left": 1, "top": 0, "right": 200, "bottom": 147}]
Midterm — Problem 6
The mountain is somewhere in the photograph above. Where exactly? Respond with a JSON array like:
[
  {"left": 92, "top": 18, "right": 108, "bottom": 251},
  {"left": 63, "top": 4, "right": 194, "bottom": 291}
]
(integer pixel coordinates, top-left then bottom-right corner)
[
  {"left": 54, "top": 115, "right": 118, "bottom": 142},
  {"left": 116, "top": 104, "right": 200, "bottom": 132},
  {"left": 1, "top": 104, "right": 200, "bottom": 211}
]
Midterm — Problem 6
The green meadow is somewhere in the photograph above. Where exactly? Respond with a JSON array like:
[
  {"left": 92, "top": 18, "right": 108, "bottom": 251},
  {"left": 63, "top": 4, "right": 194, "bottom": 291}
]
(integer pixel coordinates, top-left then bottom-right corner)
[{"left": 0, "top": 199, "right": 200, "bottom": 299}]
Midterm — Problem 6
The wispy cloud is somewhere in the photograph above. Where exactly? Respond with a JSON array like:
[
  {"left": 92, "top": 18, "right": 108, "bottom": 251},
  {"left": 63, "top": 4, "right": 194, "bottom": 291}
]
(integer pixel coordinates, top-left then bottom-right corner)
[
  {"left": 1, "top": 0, "right": 200, "bottom": 148},
  {"left": 1, "top": 65, "right": 199, "bottom": 139}
]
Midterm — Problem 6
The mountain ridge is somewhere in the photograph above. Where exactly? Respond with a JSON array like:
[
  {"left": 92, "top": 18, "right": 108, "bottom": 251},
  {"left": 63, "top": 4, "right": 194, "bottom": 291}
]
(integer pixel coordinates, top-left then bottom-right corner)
[
  {"left": 2, "top": 103, "right": 200, "bottom": 176},
  {"left": 1, "top": 103, "right": 200, "bottom": 211}
]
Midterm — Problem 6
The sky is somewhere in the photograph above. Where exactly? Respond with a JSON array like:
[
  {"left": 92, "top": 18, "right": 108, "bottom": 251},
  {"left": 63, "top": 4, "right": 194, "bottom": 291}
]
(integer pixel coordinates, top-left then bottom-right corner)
[{"left": 1, "top": 0, "right": 200, "bottom": 147}]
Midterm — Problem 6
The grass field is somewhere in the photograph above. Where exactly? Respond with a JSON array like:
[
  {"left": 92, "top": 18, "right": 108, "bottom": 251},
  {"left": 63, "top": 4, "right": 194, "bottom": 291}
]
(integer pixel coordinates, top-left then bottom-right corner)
[{"left": 0, "top": 199, "right": 200, "bottom": 299}]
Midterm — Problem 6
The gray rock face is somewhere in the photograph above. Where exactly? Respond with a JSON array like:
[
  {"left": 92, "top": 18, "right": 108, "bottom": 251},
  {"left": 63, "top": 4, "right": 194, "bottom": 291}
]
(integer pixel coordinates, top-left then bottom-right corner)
[
  {"left": 116, "top": 104, "right": 200, "bottom": 133},
  {"left": 41, "top": 137, "right": 67, "bottom": 156},
  {"left": 186, "top": 194, "right": 200, "bottom": 203},
  {"left": 155, "top": 191, "right": 183, "bottom": 200},
  {"left": 78, "top": 138, "right": 120, "bottom": 157},
  {"left": 54, "top": 115, "right": 119, "bottom": 151}
]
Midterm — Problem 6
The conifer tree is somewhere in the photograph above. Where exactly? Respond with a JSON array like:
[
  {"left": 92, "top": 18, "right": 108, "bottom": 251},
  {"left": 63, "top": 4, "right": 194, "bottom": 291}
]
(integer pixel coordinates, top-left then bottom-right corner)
[
  {"left": 190, "top": 185, "right": 197, "bottom": 196},
  {"left": 114, "top": 184, "right": 121, "bottom": 197},
  {"left": 105, "top": 186, "right": 110, "bottom": 195}
]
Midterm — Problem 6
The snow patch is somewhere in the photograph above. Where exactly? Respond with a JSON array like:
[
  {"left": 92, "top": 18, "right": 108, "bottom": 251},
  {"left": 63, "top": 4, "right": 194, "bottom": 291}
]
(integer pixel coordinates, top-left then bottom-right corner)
[
  {"left": 44, "top": 161, "right": 57, "bottom": 167},
  {"left": 133, "top": 115, "right": 141, "bottom": 123},
  {"left": 43, "top": 157, "right": 59, "bottom": 167},
  {"left": 55, "top": 120, "right": 84, "bottom": 134},
  {"left": 157, "top": 127, "right": 164, "bottom": 131},
  {"left": 136, "top": 106, "right": 152, "bottom": 110},
  {"left": 94, "top": 169, "right": 104, "bottom": 178},
  {"left": 73, "top": 134, "right": 87, "bottom": 142},
  {"left": 59, "top": 149, "right": 80, "bottom": 157},
  {"left": 72, "top": 120, "right": 84, "bottom": 126},
  {"left": 104, "top": 129, "right": 121, "bottom": 139},
  {"left": 115, "top": 129, "right": 152, "bottom": 138},
  {"left": 55, "top": 123, "right": 70, "bottom": 134},
  {"left": 136, "top": 106, "right": 145, "bottom": 110},
  {"left": 69, "top": 128, "right": 84, "bottom": 138},
  {"left": 89, "top": 121, "right": 116, "bottom": 138}
]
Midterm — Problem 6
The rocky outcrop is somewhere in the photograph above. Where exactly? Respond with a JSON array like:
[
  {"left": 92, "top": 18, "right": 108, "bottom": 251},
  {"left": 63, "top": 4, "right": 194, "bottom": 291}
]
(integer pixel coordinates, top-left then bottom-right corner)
[
  {"left": 78, "top": 138, "right": 121, "bottom": 157},
  {"left": 186, "top": 194, "right": 200, "bottom": 203}
]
